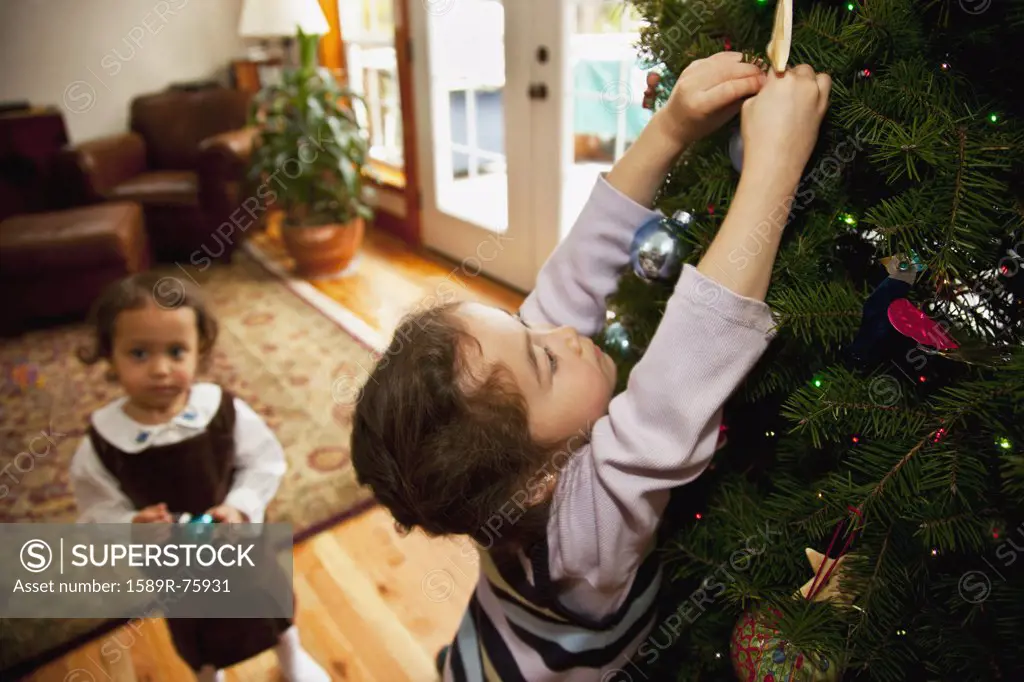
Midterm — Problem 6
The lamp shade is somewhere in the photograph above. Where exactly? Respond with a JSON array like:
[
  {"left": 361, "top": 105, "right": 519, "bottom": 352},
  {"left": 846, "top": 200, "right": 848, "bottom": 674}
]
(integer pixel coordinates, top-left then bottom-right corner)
[{"left": 238, "top": 0, "right": 330, "bottom": 37}]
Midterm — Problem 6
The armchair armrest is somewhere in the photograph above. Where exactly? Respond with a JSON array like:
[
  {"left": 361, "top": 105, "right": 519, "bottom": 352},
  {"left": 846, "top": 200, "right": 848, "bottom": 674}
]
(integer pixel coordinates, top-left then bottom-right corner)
[
  {"left": 196, "top": 126, "right": 266, "bottom": 230},
  {"left": 61, "top": 132, "right": 147, "bottom": 204},
  {"left": 197, "top": 126, "right": 260, "bottom": 198},
  {"left": 198, "top": 127, "right": 259, "bottom": 172}
]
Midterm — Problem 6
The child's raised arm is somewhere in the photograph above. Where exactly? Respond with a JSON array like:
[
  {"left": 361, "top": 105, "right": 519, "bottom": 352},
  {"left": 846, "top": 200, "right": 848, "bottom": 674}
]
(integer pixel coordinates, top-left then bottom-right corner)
[
  {"left": 547, "top": 65, "right": 831, "bottom": 618},
  {"left": 520, "top": 53, "right": 765, "bottom": 336},
  {"left": 697, "top": 65, "right": 831, "bottom": 300}
]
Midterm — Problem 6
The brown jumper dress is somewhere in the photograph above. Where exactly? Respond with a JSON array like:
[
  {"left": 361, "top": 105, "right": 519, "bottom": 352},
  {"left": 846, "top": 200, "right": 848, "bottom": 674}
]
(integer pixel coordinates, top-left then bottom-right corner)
[{"left": 87, "top": 388, "right": 292, "bottom": 670}]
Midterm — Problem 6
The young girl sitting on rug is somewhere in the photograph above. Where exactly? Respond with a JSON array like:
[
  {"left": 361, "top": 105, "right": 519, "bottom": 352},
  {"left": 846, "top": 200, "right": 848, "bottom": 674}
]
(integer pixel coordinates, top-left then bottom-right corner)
[
  {"left": 69, "top": 273, "right": 329, "bottom": 682},
  {"left": 351, "top": 53, "right": 832, "bottom": 680}
]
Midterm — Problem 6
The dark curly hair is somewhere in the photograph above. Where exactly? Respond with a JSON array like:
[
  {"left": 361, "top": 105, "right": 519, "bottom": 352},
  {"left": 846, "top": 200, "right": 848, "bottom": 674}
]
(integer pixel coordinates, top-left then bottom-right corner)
[
  {"left": 77, "top": 272, "right": 219, "bottom": 368},
  {"left": 351, "top": 302, "right": 555, "bottom": 555}
]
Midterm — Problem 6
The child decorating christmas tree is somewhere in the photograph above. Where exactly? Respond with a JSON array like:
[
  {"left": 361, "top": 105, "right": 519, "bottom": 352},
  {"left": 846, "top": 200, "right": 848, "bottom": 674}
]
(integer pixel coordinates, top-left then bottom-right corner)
[
  {"left": 350, "top": 51, "right": 831, "bottom": 680},
  {"left": 600, "top": 0, "right": 1024, "bottom": 679}
]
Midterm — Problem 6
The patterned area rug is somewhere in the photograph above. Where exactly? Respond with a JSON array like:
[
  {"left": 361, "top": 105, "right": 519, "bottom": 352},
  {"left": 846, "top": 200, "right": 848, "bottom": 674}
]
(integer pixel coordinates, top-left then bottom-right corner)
[{"left": 0, "top": 250, "right": 377, "bottom": 675}]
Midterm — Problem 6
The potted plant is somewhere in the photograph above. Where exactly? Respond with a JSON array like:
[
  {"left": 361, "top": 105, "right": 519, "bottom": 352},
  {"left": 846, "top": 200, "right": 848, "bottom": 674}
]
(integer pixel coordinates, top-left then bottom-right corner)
[{"left": 247, "top": 29, "right": 373, "bottom": 277}]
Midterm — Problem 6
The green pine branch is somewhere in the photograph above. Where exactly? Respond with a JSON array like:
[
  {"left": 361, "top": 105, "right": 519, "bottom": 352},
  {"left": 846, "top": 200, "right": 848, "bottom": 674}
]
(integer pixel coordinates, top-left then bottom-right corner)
[
  {"left": 768, "top": 282, "right": 864, "bottom": 345},
  {"left": 782, "top": 366, "right": 930, "bottom": 447}
]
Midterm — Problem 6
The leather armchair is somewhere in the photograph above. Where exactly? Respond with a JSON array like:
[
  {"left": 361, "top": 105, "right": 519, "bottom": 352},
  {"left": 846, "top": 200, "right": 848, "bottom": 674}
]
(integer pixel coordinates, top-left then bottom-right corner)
[{"left": 60, "top": 85, "right": 256, "bottom": 264}]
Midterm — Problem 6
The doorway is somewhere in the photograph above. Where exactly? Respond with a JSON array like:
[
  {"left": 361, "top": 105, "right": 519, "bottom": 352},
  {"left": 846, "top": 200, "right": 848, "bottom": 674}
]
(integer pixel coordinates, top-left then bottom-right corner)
[{"left": 409, "top": 0, "right": 650, "bottom": 292}]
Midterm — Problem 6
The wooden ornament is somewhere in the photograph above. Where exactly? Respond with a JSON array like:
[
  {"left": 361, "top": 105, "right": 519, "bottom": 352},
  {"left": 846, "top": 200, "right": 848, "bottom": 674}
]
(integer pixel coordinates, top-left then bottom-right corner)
[
  {"left": 798, "top": 548, "right": 852, "bottom": 605},
  {"left": 766, "top": 0, "right": 793, "bottom": 74},
  {"left": 880, "top": 253, "right": 926, "bottom": 285}
]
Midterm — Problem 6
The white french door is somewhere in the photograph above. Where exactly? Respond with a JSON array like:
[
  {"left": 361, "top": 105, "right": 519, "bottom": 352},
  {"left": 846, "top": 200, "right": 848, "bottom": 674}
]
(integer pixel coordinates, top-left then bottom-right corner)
[{"left": 409, "top": 0, "right": 651, "bottom": 293}]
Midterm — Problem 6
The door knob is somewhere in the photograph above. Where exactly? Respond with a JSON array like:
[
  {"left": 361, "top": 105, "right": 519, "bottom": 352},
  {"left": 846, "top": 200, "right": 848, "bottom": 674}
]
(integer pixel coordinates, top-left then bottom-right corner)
[{"left": 528, "top": 82, "right": 548, "bottom": 100}]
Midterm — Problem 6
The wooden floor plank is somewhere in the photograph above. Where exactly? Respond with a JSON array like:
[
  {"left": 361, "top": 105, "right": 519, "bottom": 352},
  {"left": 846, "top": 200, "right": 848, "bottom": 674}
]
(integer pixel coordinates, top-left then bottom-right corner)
[
  {"left": 328, "top": 507, "right": 474, "bottom": 661},
  {"left": 254, "top": 218, "right": 525, "bottom": 338},
  {"left": 307, "top": 533, "right": 436, "bottom": 681}
]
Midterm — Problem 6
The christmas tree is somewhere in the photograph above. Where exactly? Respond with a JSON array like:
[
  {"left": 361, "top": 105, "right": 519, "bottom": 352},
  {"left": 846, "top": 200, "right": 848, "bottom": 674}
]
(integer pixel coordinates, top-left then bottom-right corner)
[{"left": 598, "top": 1, "right": 1024, "bottom": 680}]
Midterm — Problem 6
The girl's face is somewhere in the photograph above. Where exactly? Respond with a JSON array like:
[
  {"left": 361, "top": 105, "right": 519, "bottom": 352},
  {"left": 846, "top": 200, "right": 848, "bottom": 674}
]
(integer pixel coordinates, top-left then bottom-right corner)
[
  {"left": 456, "top": 303, "right": 617, "bottom": 448},
  {"left": 110, "top": 300, "right": 200, "bottom": 414}
]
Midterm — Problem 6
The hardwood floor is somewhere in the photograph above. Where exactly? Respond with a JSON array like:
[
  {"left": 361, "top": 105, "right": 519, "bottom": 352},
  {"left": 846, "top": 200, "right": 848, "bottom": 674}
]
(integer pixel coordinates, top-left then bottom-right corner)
[
  {"left": 24, "top": 226, "right": 525, "bottom": 681},
  {"left": 251, "top": 217, "right": 526, "bottom": 338}
]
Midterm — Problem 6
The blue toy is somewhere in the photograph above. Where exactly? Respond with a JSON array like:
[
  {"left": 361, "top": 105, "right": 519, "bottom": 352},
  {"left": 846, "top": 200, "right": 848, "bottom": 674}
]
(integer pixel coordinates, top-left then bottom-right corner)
[{"left": 176, "top": 512, "right": 218, "bottom": 543}]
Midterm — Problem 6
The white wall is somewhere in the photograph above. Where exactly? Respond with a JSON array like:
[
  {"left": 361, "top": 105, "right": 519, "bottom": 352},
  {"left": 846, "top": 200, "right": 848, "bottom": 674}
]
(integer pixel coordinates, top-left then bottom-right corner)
[{"left": 0, "top": 0, "right": 249, "bottom": 143}]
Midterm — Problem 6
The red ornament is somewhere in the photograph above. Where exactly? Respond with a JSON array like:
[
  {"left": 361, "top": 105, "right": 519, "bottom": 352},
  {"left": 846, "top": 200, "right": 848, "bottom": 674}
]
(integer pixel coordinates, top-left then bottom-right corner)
[
  {"left": 730, "top": 608, "right": 839, "bottom": 681},
  {"left": 887, "top": 299, "right": 959, "bottom": 349}
]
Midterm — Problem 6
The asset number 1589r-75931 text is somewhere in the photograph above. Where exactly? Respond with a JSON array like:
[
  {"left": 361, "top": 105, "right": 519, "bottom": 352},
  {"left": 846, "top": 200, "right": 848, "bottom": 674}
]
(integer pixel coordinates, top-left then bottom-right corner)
[{"left": 126, "top": 578, "right": 230, "bottom": 593}]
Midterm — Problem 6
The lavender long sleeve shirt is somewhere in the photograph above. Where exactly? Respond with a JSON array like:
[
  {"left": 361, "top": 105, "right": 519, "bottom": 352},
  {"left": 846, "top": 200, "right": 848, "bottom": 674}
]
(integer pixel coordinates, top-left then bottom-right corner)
[{"left": 444, "top": 175, "right": 775, "bottom": 681}]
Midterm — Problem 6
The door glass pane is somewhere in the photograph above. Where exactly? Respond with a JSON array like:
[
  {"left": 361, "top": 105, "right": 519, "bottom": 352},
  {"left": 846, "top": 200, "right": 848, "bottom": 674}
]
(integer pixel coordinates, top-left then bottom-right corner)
[
  {"left": 341, "top": 0, "right": 404, "bottom": 169},
  {"left": 429, "top": 0, "right": 507, "bottom": 233},
  {"left": 563, "top": 0, "right": 651, "bottom": 239}
]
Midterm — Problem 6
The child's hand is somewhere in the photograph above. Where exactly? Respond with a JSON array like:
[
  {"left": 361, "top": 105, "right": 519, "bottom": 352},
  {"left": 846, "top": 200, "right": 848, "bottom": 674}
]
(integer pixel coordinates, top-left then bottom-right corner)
[
  {"left": 133, "top": 502, "right": 172, "bottom": 523},
  {"left": 652, "top": 52, "right": 766, "bottom": 145},
  {"left": 740, "top": 64, "right": 831, "bottom": 187},
  {"left": 206, "top": 504, "right": 248, "bottom": 524}
]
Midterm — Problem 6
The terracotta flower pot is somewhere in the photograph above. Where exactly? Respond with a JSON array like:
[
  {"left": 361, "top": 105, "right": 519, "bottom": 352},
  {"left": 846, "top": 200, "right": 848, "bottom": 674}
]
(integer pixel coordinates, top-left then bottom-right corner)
[{"left": 281, "top": 217, "right": 365, "bottom": 277}]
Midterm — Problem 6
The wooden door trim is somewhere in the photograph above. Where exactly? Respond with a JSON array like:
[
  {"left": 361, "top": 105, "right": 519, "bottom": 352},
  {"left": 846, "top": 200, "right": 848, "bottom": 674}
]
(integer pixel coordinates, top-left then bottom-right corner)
[
  {"left": 316, "top": 0, "right": 420, "bottom": 246},
  {"left": 394, "top": 0, "right": 421, "bottom": 246}
]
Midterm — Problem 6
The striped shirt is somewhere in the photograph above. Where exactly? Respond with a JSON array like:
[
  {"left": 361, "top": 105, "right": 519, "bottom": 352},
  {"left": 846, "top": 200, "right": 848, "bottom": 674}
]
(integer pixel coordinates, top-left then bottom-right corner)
[{"left": 444, "top": 176, "right": 775, "bottom": 680}]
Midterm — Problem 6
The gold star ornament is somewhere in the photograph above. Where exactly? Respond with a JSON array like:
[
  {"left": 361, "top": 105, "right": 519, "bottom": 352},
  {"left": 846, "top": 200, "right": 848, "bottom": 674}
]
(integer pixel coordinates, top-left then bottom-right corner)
[{"left": 798, "top": 547, "right": 853, "bottom": 604}]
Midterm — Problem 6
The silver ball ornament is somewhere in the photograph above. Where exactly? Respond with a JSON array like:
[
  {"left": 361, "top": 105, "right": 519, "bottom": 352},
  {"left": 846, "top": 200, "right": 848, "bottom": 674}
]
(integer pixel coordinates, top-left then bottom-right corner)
[
  {"left": 629, "top": 214, "right": 692, "bottom": 282},
  {"left": 601, "top": 321, "right": 632, "bottom": 357}
]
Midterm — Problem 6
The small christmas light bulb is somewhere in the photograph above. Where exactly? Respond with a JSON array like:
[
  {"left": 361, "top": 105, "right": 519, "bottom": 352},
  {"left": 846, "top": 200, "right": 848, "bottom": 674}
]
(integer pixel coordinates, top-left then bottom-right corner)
[
  {"left": 931, "top": 548, "right": 938, "bottom": 556},
  {"left": 998, "top": 437, "right": 1011, "bottom": 450},
  {"left": 846, "top": 2, "right": 855, "bottom": 10},
  {"left": 813, "top": 377, "right": 823, "bottom": 388},
  {"left": 918, "top": 375, "right": 927, "bottom": 383},
  {"left": 817, "top": 491, "right": 824, "bottom": 499},
  {"left": 851, "top": 435, "right": 861, "bottom": 444},
  {"left": 993, "top": 528, "right": 1000, "bottom": 539},
  {"left": 989, "top": 113, "right": 999, "bottom": 124},
  {"left": 695, "top": 513, "right": 703, "bottom": 520},
  {"left": 606, "top": 310, "right": 617, "bottom": 321},
  {"left": 715, "top": 652, "right": 722, "bottom": 659},
  {"left": 896, "top": 628, "right": 907, "bottom": 636},
  {"left": 940, "top": 61, "right": 951, "bottom": 71}
]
